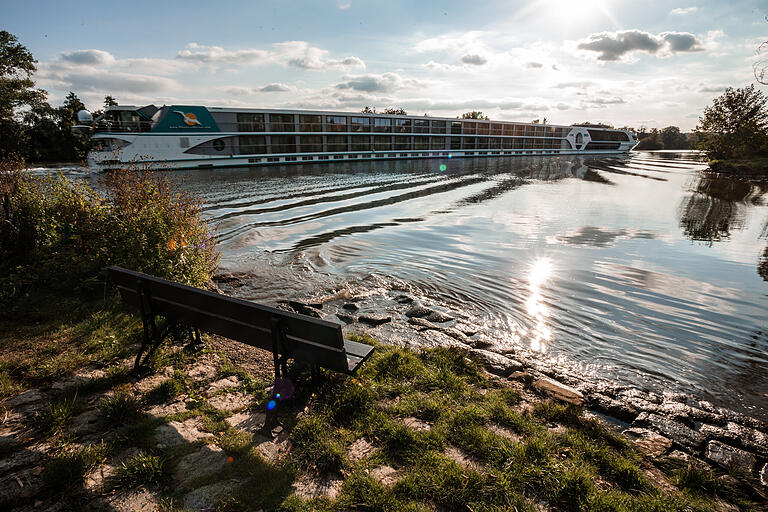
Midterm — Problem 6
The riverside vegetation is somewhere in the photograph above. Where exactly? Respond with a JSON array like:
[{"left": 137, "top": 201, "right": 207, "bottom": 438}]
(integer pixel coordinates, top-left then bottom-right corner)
[{"left": 1, "top": 159, "right": 767, "bottom": 510}]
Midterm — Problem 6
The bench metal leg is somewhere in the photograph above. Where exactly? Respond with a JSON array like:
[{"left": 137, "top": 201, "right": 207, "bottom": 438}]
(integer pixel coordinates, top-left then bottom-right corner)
[{"left": 262, "top": 317, "right": 289, "bottom": 436}]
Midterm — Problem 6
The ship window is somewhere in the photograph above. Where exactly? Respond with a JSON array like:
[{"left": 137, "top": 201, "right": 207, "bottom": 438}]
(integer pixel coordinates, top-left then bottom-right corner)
[
  {"left": 477, "top": 123, "right": 489, "bottom": 135},
  {"left": 430, "top": 137, "right": 445, "bottom": 150},
  {"left": 269, "top": 114, "right": 295, "bottom": 132},
  {"left": 413, "top": 119, "right": 430, "bottom": 133},
  {"left": 326, "top": 116, "right": 347, "bottom": 132},
  {"left": 300, "top": 135, "right": 323, "bottom": 153},
  {"left": 270, "top": 135, "right": 296, "bottom": 153},
  {"left": 373, "top": 136, "right": 391, "bottom": 151},
  {"left": 535, "top": 126, "right": 545, "bottom": 137},
  {"left": 502, "top": 138, "right": 513, "bottom": 149},
  {"left": 374, "top": 118, "right": 391, "bottom": 133},
  {"left": 463, "top": 137, "right": 476, "bottom": 149},
  {"left": 350, "top": 117, "right": 371, "bottom": 132},
  {"left": 327, "top": 135, "right": 347, "bottom": 152},
  {"left": 394, "top": 136, "right": 411, "bottom": 150},
  {"left": 502, "top": 124, "right": 515, "bottom": 136},
  {"left": 394, "top": 119, "right": 411, "bottom": 133},
  {"left": 489, "top": 138, "right": 501, "bottom": 149},
  {"left": 237, "top": 113, "right": 265, "bottom": 132},
  {"left": 239, "top": 135, "right": 266, "bottom": 155},
  {"left": 477, "top": 138, "right": 489, "bottom": 149},
  {"left": 462, "top": 122, "right": 477, "bottom": 135},
  {"left": 351, "top": 135, "right": 371, "bottom": 151},
  {"left": 450, "top": 137, "right": 461, "bottom": 149},
  {"left": 414, "top": 136, "right": 429, "bottom": 150},
  {"left": 430, "top": 120, "right": 446, "bottom": 133},
  {"left": 299, "top": 115, "right": 322, "bottom": 132},
  {"left": 450, "top": 121, "right": 462, "bottom": 134},
  {"left": 490, "top": 124, "right": 502, "bottom": 135},
  {"left": 213, "top": 139, "right": 226, "bottom": 151}
]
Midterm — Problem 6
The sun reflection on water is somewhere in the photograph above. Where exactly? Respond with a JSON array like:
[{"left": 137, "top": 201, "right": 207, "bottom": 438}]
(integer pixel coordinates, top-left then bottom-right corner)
[{"left": 526, "top": 257, "right": 553, "bottom": 353}]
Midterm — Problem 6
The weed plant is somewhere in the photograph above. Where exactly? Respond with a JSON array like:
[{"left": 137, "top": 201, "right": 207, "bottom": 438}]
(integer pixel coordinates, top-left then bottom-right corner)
[{"left": 0, "top": 157, "right": 219, "bottom": 313}]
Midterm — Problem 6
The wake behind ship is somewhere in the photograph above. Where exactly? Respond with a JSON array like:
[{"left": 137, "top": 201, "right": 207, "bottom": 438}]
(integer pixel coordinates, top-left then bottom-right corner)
[{"left": 74, "top": 105, "right": 637, "bottom": 171}]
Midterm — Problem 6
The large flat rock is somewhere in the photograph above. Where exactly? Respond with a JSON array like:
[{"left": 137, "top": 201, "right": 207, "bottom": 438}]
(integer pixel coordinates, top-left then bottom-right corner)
[
  {"left": 154, "top": 419, "right": 212, "bottom": 448},
  {"left": 532, "top": 376, "right": 584, "bottom": 405},
  {"left": 705, "top": 441, "right": 757, "bottom": 473},
  {"left": 174, "top": 445, "right": 230, "bottom": 488}
]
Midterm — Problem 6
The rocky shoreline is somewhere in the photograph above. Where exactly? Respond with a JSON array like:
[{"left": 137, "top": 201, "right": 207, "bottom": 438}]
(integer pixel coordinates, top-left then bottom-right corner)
[{"left": 214, "top": 272, "right": 768, "bottom": 488}]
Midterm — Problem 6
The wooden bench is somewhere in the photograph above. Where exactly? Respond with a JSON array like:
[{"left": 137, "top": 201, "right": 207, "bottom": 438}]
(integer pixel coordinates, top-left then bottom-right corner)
[{"left": 108, "top": 266, "right": 374, "bottom": 424}]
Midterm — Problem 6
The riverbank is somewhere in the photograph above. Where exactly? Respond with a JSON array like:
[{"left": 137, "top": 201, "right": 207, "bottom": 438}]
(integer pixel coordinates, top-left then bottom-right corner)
[
  {"left": 1, "top": 295, "right": 766, "bottom": 511},
  {"left": 708, "top": 158, "right": 768, "bottom": 181}
]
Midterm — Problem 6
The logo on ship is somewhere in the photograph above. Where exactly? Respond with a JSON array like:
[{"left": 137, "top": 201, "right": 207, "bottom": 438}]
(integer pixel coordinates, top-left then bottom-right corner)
[{"left": 174, "top": 110, "right": 202, "bottom": 126}]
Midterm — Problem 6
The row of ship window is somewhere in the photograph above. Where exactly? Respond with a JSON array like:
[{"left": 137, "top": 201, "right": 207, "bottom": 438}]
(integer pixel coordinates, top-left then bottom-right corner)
[
  {"left": 185, "top": 135, "right": 577, "bottom": 155},
  {"left": 222, "top": 113, "right": 572, "bottom": 137}
]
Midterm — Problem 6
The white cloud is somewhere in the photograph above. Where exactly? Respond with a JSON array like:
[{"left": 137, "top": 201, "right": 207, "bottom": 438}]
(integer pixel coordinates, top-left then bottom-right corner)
[
  {"left": 698, "top": 84, "right": 728, "bottom": 93},
  {"left": 335, "top": 72, "right": 424, "bottom": 93},
  {"left": 59, "top": 49, "right": 116, "bottom": 66},
  {"left": 177, "top": 41, "right": 365, "bottom": 71},
  {"left": 224, "top": 86, "right": 254, "bottom": 96},
  {"left": 461, "top": 54, "right": 487, "bottom": 65},
  {"left": 259, "top": 83, "right": 295, "bottom": 92},
  {"left": 670, "top": 7, "right": 698, "bottom": 15},
  {"left": 576, "top": 29, "right": 704, "bottom": 61}
]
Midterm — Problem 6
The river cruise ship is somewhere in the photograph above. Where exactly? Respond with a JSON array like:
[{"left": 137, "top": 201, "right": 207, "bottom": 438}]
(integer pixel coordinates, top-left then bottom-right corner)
[{"left": 83, "top": 105, "right": 636, "bottom": 171}]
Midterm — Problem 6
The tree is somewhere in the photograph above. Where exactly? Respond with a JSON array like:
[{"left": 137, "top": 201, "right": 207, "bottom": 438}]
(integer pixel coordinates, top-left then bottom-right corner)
[
  {"left": 0, "top": 30, "right": 47, "bottom": 156},
  {"left": 660, "top": 126, "right": 690, "bottom": 150},
  {"left": 104, "top": 95, "right": 118, "bottom": 108},
  {"left": 695, "top": 84, "right": 768, "bottom": 160},
  {"left": 572, "top": 121, "right": 614, "bottom": 128},
  {"left": 361, "top": 106, "right": 376, "bottom": 113},
  {"left": 634, "top": 128, "right": 664, "bottom": 150},
  {"left": 461, "top": 111, "right": 488, "bottom": 120},
  {"left": 382, "top": 107, "right": 407, "bottom": 115}
]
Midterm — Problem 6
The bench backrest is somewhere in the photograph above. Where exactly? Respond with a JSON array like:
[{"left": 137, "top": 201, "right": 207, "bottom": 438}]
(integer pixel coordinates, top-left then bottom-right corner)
[{"left": 108, "top": 266, "right": 349, "bottom": 372}]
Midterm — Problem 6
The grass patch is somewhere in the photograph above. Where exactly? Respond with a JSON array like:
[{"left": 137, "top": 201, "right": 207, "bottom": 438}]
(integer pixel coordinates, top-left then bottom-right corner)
[
  {"left": 33, "top": 396, "right": 79, "bottom": 435},
  {"left": 99, "top": 391, "right": 143, "bottom": 426},
  {"left": 143, "top": 370, "right": 189, "bottom": 404},
  {"left": 532, "top": 401, "right": 581, "bottom": 425},
  {"left": 291, "top": 415, "right": 346, "bottom": 474},
  {"left": 41, "top": 442, "right": 111, "bottom": 496},
  {"left": 110, "top": 452, "right": 166, "bottom": 490}
]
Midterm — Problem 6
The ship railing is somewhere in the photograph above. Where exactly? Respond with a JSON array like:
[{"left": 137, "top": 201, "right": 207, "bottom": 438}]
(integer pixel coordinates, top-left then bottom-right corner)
[{"left": 93, "top": 121, "right": 153, "bottom": 133}]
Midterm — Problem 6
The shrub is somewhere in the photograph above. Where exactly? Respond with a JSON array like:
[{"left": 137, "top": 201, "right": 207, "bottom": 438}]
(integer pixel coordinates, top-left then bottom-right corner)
[{"left": 0, "top": 157, "right": 218, "bottom": 310}]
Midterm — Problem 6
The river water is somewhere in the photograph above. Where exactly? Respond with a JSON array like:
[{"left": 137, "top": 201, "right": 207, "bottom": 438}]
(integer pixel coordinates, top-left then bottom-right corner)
[{"left": 48, "top": 151, "right": 768, "bottom": 420}]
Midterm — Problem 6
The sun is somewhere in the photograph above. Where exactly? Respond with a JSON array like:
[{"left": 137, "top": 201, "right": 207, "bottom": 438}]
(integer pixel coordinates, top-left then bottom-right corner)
[{"left": 513, "top": 0, "right": 618, "bottom": 27}]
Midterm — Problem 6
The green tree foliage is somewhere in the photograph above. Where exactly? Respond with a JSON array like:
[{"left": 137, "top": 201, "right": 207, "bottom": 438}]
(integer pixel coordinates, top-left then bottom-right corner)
[
  {"left": 634, "top": 128, "right": 664, "bottom": 150},
  {"left": 0, "top": 31, "right": 95, "bottom": 161},
  {"left": 660, "top": 126, "right": 691, "bottom": 150},
  {"left": 104, "top": 95, "right": 118, "bottom": 108},
  {"left": 461, "top": 111, "right": 489, "bottom": 120},
  {"left": 0, "top": 158, "right": 219, "bottom": 307},
  {"left": 0, "top": 30, "right": 48, "bottom": 156},
  {"left": 696, "top": 84, "right": 768, "bottom": 160},
  {"left": 382, "top": 107, "right": 407, "bottom": 115},
  {"left": 572, "top": 122, "right": 614, "bottom": 128}
]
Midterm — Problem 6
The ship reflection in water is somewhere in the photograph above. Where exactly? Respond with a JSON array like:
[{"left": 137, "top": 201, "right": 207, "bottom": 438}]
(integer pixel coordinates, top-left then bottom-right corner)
[
  {"left": 167, "top": 151, "right": 768, "bottom": 420},
  {"left": 526, "top": 257, "right": 553, "bottom": 353}
]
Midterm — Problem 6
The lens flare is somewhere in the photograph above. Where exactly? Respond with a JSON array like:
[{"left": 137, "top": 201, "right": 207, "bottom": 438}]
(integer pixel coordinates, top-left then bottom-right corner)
[
  {"left": 439, "top": 164, "right": 447, "bottom": 171},
  {"left": 267, "top": 400, "right": 277, "bottom": 410}
]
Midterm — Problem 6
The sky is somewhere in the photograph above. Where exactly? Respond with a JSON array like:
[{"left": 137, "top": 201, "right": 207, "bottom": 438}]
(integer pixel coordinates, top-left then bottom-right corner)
[{"left": 3, "top": 0, "right": 767, "bottom": 131}]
